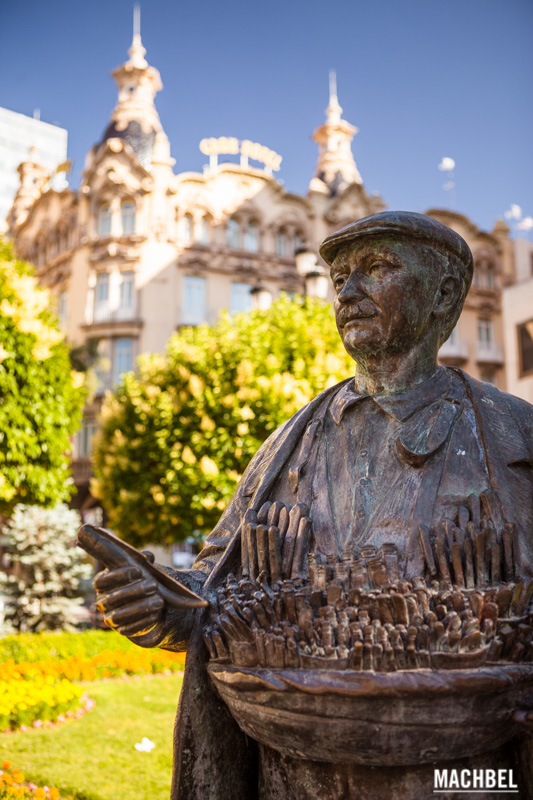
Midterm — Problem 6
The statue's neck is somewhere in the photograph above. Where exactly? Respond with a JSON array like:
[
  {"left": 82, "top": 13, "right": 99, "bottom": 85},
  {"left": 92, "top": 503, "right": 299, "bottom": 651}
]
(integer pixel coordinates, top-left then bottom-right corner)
[{"left": 352, "top": 343, "right": 439, "bottom": 397}]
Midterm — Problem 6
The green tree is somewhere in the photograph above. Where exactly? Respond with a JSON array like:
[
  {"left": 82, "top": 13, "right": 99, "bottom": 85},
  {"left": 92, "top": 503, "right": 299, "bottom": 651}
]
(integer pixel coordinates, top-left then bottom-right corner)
[
  {"left": 0, "top": 239, "right": 84, "bottom": 515},
  {"left": 0, "top": 504, "right": 92, "bottom": 632},
  {"left": 92, "top": 295, "right": 354, "bottom": 546}
]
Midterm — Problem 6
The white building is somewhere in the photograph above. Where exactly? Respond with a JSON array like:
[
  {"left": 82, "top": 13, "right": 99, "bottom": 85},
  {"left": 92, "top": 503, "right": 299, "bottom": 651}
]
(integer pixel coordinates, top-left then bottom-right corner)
[
  {"left": 8, "top": 23, "right": 516, "bottom": 513},
  {"left": 0, "top": 107, "right": 68, "bottom": 230},
  {"left": 503, "top": 238, "right": 533, "bottom": 403}
]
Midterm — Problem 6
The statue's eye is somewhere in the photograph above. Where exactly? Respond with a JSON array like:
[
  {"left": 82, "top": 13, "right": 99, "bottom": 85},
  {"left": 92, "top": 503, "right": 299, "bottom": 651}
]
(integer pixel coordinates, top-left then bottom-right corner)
[
  {"left": 334, "top": 274, "right": 347, "bottom": 290},
  {"left": 368, "top": 261, "right": 389, "bottom": 274}
]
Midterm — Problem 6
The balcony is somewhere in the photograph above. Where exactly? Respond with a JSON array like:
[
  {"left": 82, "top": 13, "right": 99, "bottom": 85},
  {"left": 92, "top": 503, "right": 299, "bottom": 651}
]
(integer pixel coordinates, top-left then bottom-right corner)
[
  {"left": 70, "top": 458, "right": 93, "bottom": 486},
  {"left": 438, "top": 336, "right": 469, "bottom": 364},
  {"left": 92, "top": 303, "right": 138, "bottom": 324},
  {"left": 94, "top": 372, "right": 114, "bottom": 396},
  {"left": 476, "top": 342, "right": 504, "bottom": 366}
]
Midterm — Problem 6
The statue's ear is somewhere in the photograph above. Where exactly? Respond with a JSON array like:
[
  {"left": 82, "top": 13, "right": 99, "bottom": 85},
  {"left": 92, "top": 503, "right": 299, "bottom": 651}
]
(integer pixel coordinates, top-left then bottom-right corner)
[{"left": 433, "top": 275, "right": 460, "bottom": 319}]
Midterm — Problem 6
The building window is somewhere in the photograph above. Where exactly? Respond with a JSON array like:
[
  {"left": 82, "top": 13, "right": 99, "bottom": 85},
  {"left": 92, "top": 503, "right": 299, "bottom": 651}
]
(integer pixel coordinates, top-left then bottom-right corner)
[
  {"left": 244, "top": 222, "right": 259, "bottom": 253},
  {"left": 118, "top": 271, "right": 135, "bottom": 318},
  {"left": 183, "top": 276, "right": 206, "bottom": 325},
  {"left": 197, "top": 217, "right": 210, "bottom": 245},
  {"left": 276, "top": 230, "right": 287, "bottom": 257},
  {"left": 231, "top": 282, "right": 253, "bottom": 314},
  {"left": 179, "top": 215, "right": 192, "bottom": 244},
  {"left": 480, "top": 371, "right": 497, "bottom": 387},
  {"left": 518, "top": 319, "right": 533, "bottom": 377},
  {"left": 58, "top": 290, "right": 68, "bottom": 329},
  {"left": 227, "top": 218, "right": 241, "bottom": 249},
  {"left": 94, "top": 338, "right": 111, "bottom": 393},
  {"left": 94, "top": 273, "right": 110, "bottom": 322},
  {"left": 76, "top": 421, "right": 98, "bottom": 458},
  {"left": 113, "top": 337, "right": 134, "bottom": 385},
  {"left": 98, "top": 205, "right": 111, "bottom": 237},
  {"left": 477, "top": 318, "right": 493, "bottom": 350},
  {"left": 447, "top": 324, "right": 458, "bottom": 345},
  {"left": 47, "top": 234, "right": 58, "bottom": 260},
  {"left": 473, "top": 255, "right": 498, "bottom": 289},
  {"left": 121, "top": 202, "right": 136, "bottom": 234},
  {"left": 294, "top": 232, "right": 304, "bottom": 254}
]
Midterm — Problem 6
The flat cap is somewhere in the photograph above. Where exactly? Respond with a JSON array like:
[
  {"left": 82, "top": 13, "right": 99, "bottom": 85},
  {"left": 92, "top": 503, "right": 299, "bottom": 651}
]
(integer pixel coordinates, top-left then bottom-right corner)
[{"left": 319, "top": 211, "right": 474, "bottom": 279}]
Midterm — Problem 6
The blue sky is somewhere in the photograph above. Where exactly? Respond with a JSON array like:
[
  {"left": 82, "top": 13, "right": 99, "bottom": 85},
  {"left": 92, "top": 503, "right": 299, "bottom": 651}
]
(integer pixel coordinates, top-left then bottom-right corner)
[{"left": 1, "top": 0, "right": 532, "bottom": 233}]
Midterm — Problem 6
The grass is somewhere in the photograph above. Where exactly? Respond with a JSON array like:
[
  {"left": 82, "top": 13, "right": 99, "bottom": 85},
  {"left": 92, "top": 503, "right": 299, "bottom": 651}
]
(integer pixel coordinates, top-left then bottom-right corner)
[{"left": 0, "top": 673, "right": 183, "bottom": 800}]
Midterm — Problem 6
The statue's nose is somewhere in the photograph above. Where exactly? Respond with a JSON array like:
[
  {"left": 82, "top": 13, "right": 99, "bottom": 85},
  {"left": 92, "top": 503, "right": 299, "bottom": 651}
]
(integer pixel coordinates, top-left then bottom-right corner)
[{"left": 338, "top": 273, "right": 366, "bottom": 303}]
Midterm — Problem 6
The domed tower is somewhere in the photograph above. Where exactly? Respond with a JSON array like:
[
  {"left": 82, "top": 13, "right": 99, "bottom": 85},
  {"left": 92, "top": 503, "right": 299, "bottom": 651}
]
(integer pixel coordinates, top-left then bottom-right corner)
[
  {"left": 309, "top": 71, "right": 362, "bottom": 196},
  {"left": 7, "top": 146, "right": 50, "bottom": 229},
  {"left": 98, "top": 6, "right": 169, "bottom": 170}
]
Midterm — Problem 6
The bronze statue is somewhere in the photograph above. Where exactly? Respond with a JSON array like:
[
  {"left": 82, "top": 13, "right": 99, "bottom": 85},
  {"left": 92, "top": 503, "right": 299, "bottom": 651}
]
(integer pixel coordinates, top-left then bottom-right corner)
[{"left": 81, "top": 212, "right": 533, "bottom": 799}]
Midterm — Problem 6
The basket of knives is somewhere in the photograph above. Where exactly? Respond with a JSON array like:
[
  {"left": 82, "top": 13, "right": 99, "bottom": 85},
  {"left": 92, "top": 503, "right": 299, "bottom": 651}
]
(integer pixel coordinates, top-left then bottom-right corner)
[{"left": 204, "top": 500, "right": 533, "bottom": 765}]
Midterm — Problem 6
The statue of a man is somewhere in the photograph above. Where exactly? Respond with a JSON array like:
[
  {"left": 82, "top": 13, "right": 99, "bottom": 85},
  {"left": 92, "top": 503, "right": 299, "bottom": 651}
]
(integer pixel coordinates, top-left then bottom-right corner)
[{"left": 93, "top": 212, "right": 533, "bottom": 799}]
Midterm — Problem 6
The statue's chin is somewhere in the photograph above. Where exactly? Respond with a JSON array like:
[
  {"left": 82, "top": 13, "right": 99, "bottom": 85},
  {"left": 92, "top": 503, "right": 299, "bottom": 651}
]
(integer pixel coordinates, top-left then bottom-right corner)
[{"left": 341, "top": 332, "right": 390, "bottom": 361}]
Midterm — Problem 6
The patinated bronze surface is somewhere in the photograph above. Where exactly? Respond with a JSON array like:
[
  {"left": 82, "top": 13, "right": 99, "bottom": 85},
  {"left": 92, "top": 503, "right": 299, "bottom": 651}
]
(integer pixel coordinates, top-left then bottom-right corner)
[{"left": 84, "top": 212, "right": 533, "bottom": 800}]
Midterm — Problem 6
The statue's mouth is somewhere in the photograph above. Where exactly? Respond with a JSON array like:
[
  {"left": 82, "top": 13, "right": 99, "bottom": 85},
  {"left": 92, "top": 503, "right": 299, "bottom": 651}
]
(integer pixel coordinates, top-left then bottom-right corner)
[{"left": 339, "top": 303, "right": 378, "bottom": 327}]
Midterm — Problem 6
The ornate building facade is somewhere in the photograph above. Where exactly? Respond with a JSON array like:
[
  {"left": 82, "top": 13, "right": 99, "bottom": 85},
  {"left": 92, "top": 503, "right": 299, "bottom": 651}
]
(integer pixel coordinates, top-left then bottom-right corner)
[{"left": 7, "top": 28, "right": 516, "bottom": 510}]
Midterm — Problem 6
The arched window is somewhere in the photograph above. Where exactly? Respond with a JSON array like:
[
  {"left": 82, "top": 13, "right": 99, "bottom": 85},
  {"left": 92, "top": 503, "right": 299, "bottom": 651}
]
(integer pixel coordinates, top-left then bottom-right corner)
[
  {"left": 118, "top": 271, "right": 135, "bottom": 318},
  {"left": 94, "top": 273, "right": 110, "bottom": 322},
  {"left": 485, "top": 263, "right": 497, "bottom": 289},
  {"left": 293, "top": 232, "right": 304, "bottom": 254},
  {"left": 98, "top": 205, "right": 111, "bottom": 237},
  {"left": 48, "top": 233, "right": 58, "bottom": 259},
  {"left": 227, "top": 218, "right": 241, "bottom": 249},
  {"left": 198, "top": 217, "right": 210, "bottom": 245},
  {"left": 58, "top": 291, "right": 68, "bottom": 329},
  {"left": 179, "top": 214, "right": 193, "bottom": 244},
  {"left": 121, "top": 202, "right": 136, "bottom": 235},
  {"left": 276, "top": 229, "right": 287, "bottom": 257},
  {"left": 244, "top": 222, "right": 259, "bottom": 253},
  {"left": 473, "top": 252, "right": 498, "bottom": 290}
]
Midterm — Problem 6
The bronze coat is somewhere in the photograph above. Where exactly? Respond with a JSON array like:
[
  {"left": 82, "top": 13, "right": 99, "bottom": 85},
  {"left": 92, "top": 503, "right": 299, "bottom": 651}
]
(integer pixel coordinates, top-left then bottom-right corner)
[{"left": 169, "top": 369, "right": 533, "bottom": 800}]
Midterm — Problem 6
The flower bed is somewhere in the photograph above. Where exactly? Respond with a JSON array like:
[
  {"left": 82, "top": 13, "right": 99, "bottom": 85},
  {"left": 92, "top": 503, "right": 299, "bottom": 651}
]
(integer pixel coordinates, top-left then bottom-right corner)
[
  {"left": 0, "top": 673, "right": 82, "bottom": 732},
  {"left": 0, "top": 629, "right": 184, "bottom": 665},
  {"left": 0, "top": 761, "right": 69, "bottom": 799},
  {"left": 0, "top": 631, "right": 186, "bottom": 731}
]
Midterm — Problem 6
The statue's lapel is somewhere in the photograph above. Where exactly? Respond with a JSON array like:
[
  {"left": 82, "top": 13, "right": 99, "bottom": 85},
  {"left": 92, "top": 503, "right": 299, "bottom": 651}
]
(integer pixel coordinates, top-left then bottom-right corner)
[
  {"left": 456, "top": 371, "right": 533, "bottom": 577},
  {"left": 396, "top": 398, "right": 461, "bottom": 467}
]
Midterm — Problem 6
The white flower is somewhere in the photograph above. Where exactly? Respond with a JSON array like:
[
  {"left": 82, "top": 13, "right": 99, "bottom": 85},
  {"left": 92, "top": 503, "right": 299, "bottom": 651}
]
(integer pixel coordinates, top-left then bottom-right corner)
[{"left": 134, "top": 737, "right": 155, "bottom": 752}]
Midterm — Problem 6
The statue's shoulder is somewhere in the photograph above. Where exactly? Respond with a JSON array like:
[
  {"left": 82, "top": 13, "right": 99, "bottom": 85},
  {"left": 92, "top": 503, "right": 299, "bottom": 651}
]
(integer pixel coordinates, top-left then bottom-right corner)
[
  {"left": 237, "top": 378, "right": 351, "bottom": 500},
  {"left": 449, "top": 367, "right": 533, "bottom": 429},
  {"left": 264, "top": 377, "right": 352, "bottom": 444}
]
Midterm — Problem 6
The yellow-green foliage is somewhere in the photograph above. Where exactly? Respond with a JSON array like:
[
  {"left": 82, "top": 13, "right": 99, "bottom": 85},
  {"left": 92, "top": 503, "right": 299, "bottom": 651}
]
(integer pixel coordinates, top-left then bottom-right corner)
[
  {"left": 0, "top": 240, "right": 85, "bottom": 514},
  {"left": 92, "top": 295, "right": 354, "bottom": 546}
]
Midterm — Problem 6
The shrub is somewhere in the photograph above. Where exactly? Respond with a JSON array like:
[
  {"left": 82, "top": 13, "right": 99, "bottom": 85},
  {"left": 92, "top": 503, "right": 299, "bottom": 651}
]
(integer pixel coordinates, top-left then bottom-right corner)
[
  {"left": 92, "top": 295, "right": 353, "bottom": 546},
  {"left": 0, "top": 505, "right": 92, "bottom": 633}
]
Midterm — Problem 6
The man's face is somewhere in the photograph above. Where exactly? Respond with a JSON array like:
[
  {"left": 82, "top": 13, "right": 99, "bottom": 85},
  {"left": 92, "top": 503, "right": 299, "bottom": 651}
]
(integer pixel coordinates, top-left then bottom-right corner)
[{"left": 331, "top": 236, "right": 441, "bottom": 361}]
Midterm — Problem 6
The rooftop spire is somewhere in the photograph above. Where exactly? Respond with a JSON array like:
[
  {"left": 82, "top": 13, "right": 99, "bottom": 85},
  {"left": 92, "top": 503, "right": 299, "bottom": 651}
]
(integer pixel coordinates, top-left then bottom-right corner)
[
  {"left": 329, "top": 70, "right": 337, "bottom": 101},
  {"left": 325, "top": 69, "right": 343, "bottom": 125},
  {"left": 101, "top": 6, "right": 167, "bottom": 170},
  {"left": 128, "top": 4, "right": 147, "bottom": 68},
  {"left": 309, "top": 72, "right": 362, "bottom": 194}
]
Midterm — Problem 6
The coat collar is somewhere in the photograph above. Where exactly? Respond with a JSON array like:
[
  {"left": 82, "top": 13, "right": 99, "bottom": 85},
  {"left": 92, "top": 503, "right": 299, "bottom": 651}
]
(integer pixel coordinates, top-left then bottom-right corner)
[{"left": 330, "top": 367, "right": 453, "bottom": 425}]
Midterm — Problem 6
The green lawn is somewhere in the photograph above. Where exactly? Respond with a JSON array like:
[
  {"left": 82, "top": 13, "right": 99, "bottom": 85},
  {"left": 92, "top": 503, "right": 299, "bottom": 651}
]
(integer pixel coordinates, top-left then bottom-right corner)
[{"left": 0, "top": 673, "right": 183, "bottom": 800}]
